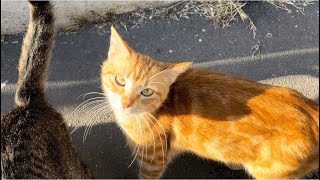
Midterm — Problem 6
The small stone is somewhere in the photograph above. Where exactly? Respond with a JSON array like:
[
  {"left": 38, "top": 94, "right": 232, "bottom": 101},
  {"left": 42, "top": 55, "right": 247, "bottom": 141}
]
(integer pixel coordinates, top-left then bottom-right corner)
[
  {"left": 12, "top": 41, "right": 18, "bottom": 44},
  {"left": 199, "top": 39, "right": 202, "bottom": 42},
  {"left": 155, "top": 48, "right": 162, "bottom": 54},
  {"left": 295, "top": 25, "right": 298, "bottom": 28},
  {"left": 201, "top": 29, "right": 206, "bottom": 32},
  {"left": 169, "top": 50, "right": 173, "bottom": 53},
  {"left": 266, "top": 33, "right": 273, "bottom": 38},
  {"left": 1, "top": 80, "right": 8, "bottom": 89}
]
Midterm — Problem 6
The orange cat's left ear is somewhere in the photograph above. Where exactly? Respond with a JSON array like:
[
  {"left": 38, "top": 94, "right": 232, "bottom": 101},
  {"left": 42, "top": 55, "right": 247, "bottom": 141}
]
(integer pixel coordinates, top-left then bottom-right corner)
[
  {"left": 108, "top": 26, "right": 132, "bottom": 59},
  {"left": 165, "top": 62, "right": 192, "bottom": 85}
]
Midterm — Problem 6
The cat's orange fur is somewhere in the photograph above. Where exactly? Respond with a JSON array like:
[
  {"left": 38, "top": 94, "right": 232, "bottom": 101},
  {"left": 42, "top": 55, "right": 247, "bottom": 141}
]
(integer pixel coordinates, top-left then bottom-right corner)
[{"left": 101, "top": 26, "right": 319, "bottom": 179}]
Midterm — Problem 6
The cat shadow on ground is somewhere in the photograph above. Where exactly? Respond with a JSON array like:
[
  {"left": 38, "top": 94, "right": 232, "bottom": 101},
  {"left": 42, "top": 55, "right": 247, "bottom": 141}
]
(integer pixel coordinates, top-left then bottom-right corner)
[
  {"left": 71, "top": 122, "right": 319, "bottom": 179},
  {"left": 70, "top": 123, "right": 250, "bottom": 179}
]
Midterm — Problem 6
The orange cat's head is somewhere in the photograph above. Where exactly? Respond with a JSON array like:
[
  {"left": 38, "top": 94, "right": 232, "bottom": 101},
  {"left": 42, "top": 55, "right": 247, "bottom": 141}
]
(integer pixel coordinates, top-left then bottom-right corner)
[{"left": 101, "top": 26, "right": 192, "bottom": 115}]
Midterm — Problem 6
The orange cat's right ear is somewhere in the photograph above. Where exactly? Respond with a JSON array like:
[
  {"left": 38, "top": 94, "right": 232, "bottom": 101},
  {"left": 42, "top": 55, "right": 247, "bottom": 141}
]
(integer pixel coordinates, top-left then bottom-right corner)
[{"left": 108, "top": 26, "right": 132, "bottom": 59}]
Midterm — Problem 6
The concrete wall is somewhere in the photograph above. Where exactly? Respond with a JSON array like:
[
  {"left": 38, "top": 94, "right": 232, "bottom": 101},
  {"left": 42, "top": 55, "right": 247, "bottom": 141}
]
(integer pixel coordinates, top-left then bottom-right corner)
[{"left": 1, "top": 1, "right": 173, "bottom": 35}]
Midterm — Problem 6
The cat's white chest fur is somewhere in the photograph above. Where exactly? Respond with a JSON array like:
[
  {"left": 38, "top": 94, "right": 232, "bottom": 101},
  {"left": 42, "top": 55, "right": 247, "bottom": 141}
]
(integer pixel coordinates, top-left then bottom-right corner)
[{"left": 113, "top": 112, "right": 141, "bottom": 142}]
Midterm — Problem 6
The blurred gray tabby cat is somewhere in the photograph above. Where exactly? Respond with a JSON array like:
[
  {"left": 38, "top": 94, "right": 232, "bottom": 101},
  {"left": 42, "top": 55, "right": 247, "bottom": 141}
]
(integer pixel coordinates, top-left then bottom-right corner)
[{"left": 1, "top": 1, "right": 91, "bottom": 178}]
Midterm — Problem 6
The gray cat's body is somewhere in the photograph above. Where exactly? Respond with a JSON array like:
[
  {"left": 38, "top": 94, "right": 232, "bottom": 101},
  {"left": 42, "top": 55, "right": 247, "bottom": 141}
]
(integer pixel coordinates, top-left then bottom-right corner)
[{"left": 1, "top": 1, "right": 91, "bottom": 178}]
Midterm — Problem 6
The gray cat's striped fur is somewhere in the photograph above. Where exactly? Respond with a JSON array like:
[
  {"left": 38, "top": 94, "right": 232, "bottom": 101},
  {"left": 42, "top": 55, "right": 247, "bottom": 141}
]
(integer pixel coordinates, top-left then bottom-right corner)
[{"left": 1, "top": 1, "right": 91, "bottom": 178}]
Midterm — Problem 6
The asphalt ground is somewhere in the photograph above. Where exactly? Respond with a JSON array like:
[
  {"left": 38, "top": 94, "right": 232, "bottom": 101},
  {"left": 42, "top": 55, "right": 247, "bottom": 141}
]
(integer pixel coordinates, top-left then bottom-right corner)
[{"left": 1, "top": 1, "right": 319, "bottom": 178}]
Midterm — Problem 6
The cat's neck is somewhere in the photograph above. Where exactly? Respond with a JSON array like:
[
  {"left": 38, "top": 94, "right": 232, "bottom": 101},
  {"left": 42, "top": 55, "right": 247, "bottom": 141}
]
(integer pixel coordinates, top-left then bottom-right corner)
[
  {"left": 116, "top": 113, "right": 167, "bottom": 145},
  {"left": 114, "top": 111, "right": 156, "bottom": 126}
]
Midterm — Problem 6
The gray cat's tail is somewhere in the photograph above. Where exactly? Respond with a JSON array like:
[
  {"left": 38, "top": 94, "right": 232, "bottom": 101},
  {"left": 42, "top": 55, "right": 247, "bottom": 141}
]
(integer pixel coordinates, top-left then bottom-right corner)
[{"left": 15, "top": 1, "right": 55, "bottom": 106}]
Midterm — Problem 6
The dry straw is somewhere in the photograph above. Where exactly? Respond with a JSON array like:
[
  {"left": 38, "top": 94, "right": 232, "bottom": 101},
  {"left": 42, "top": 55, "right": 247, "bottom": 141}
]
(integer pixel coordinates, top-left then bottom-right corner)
[{"left": 67, "top": 0, "right": 313, "bottom": 38}]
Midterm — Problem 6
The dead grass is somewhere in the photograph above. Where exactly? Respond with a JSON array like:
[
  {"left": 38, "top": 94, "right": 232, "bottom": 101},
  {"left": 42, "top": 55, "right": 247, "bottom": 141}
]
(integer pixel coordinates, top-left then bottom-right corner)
[
  {"left": 266, "top": 0, "right": 313, "bottom": 14},
  {"left": 66, "top": 0, "right": 313, "bottom": 38},
  {"left": 251, "top": 41, "right": 261, "bottom": 57}
]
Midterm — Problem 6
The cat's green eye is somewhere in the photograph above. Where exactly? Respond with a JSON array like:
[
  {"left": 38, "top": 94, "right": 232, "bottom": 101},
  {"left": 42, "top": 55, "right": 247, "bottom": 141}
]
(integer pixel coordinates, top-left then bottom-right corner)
[
  {"left": 141, "top": 88, "right": 154, "bottom": 97},
  {"left": 115, "top": 75, "right": 125, "bottom": 86}
]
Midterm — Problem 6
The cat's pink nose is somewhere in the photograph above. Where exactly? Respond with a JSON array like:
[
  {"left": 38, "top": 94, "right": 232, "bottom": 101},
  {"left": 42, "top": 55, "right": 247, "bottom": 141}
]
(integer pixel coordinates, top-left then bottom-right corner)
[{"left": 122, "top": 100, "right": 132, "bottom": 109}]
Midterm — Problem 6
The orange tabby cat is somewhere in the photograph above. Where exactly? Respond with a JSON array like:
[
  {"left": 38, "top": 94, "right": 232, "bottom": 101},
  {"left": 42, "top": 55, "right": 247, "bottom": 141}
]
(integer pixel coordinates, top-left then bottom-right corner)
[{"left": 101, "top": 26, "right": 319, "bottom": 179}]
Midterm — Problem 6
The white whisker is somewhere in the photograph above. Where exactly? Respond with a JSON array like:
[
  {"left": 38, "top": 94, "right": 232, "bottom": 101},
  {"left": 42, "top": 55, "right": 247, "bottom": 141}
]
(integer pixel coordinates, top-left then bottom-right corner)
[
  {"left": 128, "top": 116, "right": 141, "bottom": 168},
  {"left": 76, "top": 92, "right": 106, "bottom": 100},
  {"left": 71, "top": 97, "right": 106, "bottom": 115},
  {"left": 145, "top": 113, "right": 166, "bottom": 169},
  {"left": 128, "top": 116, "right": 139, "bottom": 166},
  {"left": 148, "top": 67, "right": 171, "bottom": 82},
  {"left": 70, "top": 100, "right": 107, "bottom": 134},
  {"left": 141, "top": 114, "right": 156, "bottom": 164},
  {"left": 149, "top": 81, "right": 166, "bottom": 88},
  {"left": 136, "top": 115, "right": 144, "bottom": 173},
  {"left": 146, "top": 112, "right": 168, "bottom": 154},
  {"left": 82, "top": 103, "right": 108, "bottom": 142},
  {"left": 86, "top": 106, "right": 112, "bottom": 139}
]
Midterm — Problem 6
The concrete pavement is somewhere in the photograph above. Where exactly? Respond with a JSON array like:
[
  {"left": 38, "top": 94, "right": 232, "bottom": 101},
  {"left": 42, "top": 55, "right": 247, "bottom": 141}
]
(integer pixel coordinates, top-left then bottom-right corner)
[
  {"left": 1, "top": 1, "right": 172, "bottom": 34},
  {"left": 1, "top": 1, "right": 319, "bottom": 178}
]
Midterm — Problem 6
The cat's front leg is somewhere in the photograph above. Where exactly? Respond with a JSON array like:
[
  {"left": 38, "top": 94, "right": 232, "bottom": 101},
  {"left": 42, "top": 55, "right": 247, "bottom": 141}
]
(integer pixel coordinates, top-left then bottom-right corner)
[{"left": 137, "top": 144, "right": 171, "bottom": 179}]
